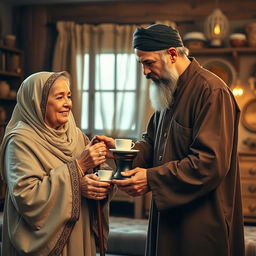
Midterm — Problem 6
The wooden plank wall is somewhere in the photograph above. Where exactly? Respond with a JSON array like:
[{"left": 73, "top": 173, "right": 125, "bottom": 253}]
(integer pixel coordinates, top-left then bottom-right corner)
[
  {"left": 47, "top": 0, "right": 256, "bottom": 24},
  {"left": 13, "top": 0, "right": 256, "bottom": 76}
]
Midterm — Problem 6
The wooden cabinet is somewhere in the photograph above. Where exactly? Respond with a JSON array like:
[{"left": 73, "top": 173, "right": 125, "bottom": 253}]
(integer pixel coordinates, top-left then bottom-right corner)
[
  {"left": 111, "top": 190, "right": 144, "bottom": 219},
  {"left": 0, "top": 45, "right": 23, "bottom": 143},
  {"left": 111, "top": 190, "right": 151, "bottom": 219},
  {"left": 239, "top": 152, "right": 256, "bottom": 223}
]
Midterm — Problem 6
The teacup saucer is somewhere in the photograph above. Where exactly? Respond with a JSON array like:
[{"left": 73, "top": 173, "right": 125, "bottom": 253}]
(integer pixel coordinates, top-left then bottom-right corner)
[
  {"left": 110, "top": 149, "right": 139, "bottom": 153},
  {"left": 99, "top": 179, "right": 113, "bottom": 182}
]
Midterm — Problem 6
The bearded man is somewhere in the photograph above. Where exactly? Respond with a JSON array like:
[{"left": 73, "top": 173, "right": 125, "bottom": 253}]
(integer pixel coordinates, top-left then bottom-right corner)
[{"left": 97, "top": 24, "right": 245, "bottom": 256}]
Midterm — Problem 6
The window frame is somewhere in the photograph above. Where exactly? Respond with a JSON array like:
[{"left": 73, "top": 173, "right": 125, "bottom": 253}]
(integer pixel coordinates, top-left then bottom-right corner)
[{"left": 81, "top": 52, "right": 142, "bottom": 139}]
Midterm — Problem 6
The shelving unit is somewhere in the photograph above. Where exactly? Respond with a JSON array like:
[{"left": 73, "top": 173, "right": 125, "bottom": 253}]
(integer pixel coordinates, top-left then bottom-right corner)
[
  {"left": 0, "top": 45, "right": 23, "bottom": 207},
  {"left": 190, "top": 47, "right": 256, "bottom": 73},
  {"left": 0, "top": 45, "right": 23, "bottom": 73},
  {"left": 190, "top": 47, "right": 256, "bottom": 55},
  {"left": 0, "top": 45, "right": 23, "bottom": 140},
  {"left": 239, "top": 152, "right": 256, "bottom": 223}
]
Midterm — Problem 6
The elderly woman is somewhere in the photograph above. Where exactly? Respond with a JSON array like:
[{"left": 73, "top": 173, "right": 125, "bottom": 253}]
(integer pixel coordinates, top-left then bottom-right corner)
[{"left": 0, "top": 71, "right": 113, "bottom": 255}]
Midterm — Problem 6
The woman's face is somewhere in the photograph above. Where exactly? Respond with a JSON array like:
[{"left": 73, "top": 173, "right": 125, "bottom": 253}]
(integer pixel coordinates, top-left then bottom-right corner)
[{"left": 44, "top": 76, "right": 72, "bottom": 129}]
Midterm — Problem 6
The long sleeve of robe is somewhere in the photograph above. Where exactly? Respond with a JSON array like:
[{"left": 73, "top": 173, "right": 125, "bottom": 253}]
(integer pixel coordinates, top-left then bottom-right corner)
[
  {"left": 133, "top": 59, "right": 245, "bottom": 256},
  {"left": 2, "top": 127, "right": 109, "bottom": 256}
]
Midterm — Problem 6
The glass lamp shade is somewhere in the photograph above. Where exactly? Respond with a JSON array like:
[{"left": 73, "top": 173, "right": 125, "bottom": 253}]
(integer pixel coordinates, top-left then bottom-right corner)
[{"left": 204, "top": 8, "right": 229, "bottom": 47}]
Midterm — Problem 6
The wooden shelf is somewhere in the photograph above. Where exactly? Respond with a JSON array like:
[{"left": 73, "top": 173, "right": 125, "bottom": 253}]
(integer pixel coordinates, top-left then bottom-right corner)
[
  {"left": 0, "top": 46, "right": 23, "bottom": 143},
  {"left": 0, "top": 45, "right": 23, "bottom": 54},
  {"left": 0, "top": 97, "right": 16, "bottom": 102},
  {"left": 190, "top": 47, "right": 256, "bottom": 74},
  {"left": 190, "top": 47, "right": 256, "bottom": 55},
  {"left": 0, "top": 70, "right": 23, "bottom": 78},
  {"left": 239, "top": 151, "right": 256, "bottom": 157}
]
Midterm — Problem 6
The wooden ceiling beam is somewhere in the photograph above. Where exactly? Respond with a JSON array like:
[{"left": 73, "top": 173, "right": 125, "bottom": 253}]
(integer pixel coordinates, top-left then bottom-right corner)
[{"left": 46, "top": 1, "right": 256, "bottom": 24}]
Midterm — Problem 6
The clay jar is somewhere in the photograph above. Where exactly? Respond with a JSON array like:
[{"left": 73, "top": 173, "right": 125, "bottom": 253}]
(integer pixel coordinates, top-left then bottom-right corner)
[
  {"left": 4, "top": 34, "right": 16, "bottom": 48},
  {"left": 0, "top": 81, "right": 10, "bottom": 98},
  {"left": 246, "top": 22, "right": 256, "bottom": 48}
]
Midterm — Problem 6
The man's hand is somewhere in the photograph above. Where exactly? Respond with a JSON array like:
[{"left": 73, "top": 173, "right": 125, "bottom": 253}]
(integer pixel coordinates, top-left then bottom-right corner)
[
  {"left": 96, "top": 135, "right": 115, "bottom": 148},
  {"left": 112, "top": 168, "right": 149, "bottom": 197},
  {"left": 95, "top": 135, "right": 115, "bottom": 158}
]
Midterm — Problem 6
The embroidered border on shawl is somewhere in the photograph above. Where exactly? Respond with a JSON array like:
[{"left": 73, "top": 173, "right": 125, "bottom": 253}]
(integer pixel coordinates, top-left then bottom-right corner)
[
  {"left": 48, "top": 160, "right": 81, "bottom": 256},
  {"left": 40, "top": 71, "right": 69, "bottom": 119}
]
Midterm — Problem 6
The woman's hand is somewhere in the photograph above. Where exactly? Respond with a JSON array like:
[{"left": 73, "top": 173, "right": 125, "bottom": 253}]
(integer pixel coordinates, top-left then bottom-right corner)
[
  {"left": 76, "top": 140, "right": 107, "bottom": 172},
  {"left": 80, "top": 173, "right": 113, "bottom": 200}
]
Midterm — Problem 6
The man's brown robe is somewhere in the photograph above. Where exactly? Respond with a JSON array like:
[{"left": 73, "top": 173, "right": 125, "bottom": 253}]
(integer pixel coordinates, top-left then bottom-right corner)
[{"left": 134, "top": 59, "right": 245, "bottom": 256}]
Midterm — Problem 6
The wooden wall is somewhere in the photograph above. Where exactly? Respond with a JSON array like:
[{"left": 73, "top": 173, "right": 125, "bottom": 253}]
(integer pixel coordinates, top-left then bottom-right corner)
[
  {"left": 13, "top": 0, "right": 256, "bottom": 76},
  {"left": 47, "top": 0, "right": 256, "bottom": 24}
]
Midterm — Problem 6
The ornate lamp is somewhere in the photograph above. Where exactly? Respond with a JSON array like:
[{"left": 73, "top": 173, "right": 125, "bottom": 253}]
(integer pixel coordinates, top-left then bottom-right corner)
[{"left": 204, "top": 8, "right": 229, "bottom": 47}]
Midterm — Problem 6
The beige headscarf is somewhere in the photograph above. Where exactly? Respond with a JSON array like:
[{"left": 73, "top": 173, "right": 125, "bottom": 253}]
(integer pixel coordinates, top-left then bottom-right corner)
[{"left": 0, "top": 71, "right": 80, "bottom": 180}]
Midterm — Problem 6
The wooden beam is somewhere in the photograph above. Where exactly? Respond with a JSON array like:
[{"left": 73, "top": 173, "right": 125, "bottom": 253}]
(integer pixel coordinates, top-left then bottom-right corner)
[
  {"left": 13, "top": 0, "right": 256, "bottom": 75},
  {"left": 46, "top": 1, "right": 256, "bottom": 24}
]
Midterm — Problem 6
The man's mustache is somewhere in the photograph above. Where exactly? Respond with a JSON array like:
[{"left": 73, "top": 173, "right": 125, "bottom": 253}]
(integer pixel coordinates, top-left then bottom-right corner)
[{"left": 146, "top": 73, "right": 159, "bottom": 80}]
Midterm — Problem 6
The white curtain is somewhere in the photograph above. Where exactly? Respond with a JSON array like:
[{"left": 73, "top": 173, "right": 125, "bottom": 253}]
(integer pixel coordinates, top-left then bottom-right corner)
[
  {"left": 52, "top": 21, "right": 152, "bottom": 138},
  {"left": 52, "top": 22, "right": 92, "bottom": 127}
]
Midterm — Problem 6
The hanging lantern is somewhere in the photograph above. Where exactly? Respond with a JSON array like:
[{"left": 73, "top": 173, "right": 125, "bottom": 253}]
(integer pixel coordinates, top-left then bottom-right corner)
[{"left": 204, "top": 8, "right": 229, "bottom": 47}]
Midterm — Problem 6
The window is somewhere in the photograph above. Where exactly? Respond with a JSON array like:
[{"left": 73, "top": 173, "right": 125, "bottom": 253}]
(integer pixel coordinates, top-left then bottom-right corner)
[
  {"left": 81, "top": 52, "right": 140, "bottom": 138},
  {"left": 52, "top": 23, "right": 150, "bottom": 139}
]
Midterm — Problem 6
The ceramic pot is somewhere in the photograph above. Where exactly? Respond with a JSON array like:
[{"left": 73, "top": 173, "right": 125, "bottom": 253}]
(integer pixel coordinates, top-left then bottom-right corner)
[
  {"left": 229, "top": 33, "right": 247, "bottom": 47},
  {"left": 4, "top": 34, "right": 16, "bottom": 48},
  {"left": 0, "top": 81, "right": 10, "bottom": 98}
]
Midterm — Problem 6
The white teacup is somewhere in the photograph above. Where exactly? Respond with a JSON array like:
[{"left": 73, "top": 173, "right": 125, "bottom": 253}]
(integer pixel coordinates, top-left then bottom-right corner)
[
  {"left": 97, "top": 169, "right": 114, "bottom": 181},
  {"left": 115, "top": 139, "right": 135, "bottom": 151}
]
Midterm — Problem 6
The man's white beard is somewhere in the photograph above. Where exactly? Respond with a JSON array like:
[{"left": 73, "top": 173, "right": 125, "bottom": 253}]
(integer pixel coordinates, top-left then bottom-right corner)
[{"left": 149, "top": 68, "right": 179, "bottom": 111}]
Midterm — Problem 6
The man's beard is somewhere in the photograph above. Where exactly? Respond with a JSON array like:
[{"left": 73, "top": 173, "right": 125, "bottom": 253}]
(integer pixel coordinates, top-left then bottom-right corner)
[{"left": 149, "top": 68, "right": 179, "bottom": 111}]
